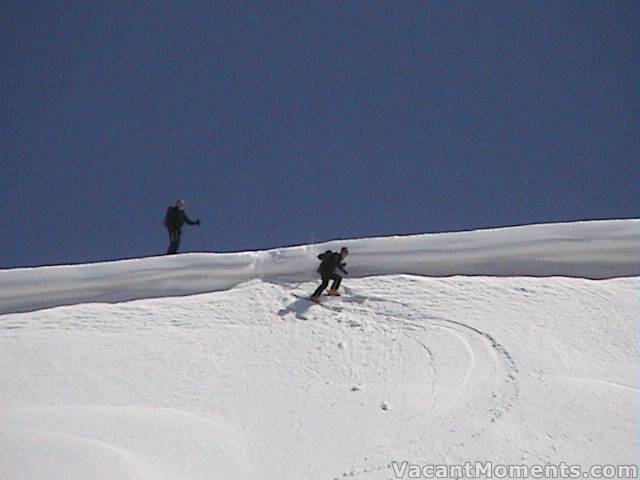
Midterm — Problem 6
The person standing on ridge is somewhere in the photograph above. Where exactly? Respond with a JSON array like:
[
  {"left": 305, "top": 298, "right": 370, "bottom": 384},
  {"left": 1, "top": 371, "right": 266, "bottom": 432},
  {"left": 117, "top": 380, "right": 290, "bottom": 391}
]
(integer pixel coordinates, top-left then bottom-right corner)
[
  {"left": 164, "top": 199, "right": 200, "bottom": 255},
  {"left": 310, "top": 247, "right": 349, "bottom": 301}
]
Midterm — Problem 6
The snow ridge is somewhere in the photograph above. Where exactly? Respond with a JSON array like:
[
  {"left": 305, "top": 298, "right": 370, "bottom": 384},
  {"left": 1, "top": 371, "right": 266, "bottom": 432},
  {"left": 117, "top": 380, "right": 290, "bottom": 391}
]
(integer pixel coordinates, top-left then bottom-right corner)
[{"left": 1, "top": 219, "right": 637, "bottom": 314}]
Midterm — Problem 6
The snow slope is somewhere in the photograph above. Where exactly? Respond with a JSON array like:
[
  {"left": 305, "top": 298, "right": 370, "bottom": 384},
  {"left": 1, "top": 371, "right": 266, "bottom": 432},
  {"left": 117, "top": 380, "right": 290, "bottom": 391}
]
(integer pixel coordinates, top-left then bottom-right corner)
[
  {"left": 0, "top": 220, "right": 638, "bottom": 479},
  {"left": 1, "top": 219, "right": 637, "bottom": 315}
]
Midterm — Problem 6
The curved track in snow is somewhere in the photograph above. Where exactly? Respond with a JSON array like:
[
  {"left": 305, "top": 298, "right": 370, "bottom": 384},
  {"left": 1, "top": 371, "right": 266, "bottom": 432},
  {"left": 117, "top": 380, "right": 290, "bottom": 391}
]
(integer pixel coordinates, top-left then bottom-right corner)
[{"left": 320, "top": 292, "right": 520, "bottom": 478}]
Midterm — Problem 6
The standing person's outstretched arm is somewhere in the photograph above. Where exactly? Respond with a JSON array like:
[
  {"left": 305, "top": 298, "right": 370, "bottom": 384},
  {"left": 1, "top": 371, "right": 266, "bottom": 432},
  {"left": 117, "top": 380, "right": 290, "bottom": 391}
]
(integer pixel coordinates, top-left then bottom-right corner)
[{"left": 184, "top": 213, "right": 200, "bottom": 225}]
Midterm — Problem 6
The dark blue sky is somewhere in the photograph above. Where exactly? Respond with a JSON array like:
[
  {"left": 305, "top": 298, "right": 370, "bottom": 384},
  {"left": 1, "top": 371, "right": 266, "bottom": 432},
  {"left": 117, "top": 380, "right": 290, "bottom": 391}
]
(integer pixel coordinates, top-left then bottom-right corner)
[{"left": 2, "top": 1, "right": 638, "bottom": 267}]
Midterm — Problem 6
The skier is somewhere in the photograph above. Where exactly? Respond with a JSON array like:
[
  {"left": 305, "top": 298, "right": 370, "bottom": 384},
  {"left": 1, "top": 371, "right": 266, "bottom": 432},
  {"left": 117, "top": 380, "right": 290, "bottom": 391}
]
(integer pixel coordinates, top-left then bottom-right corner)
[
  {"left": 164, "top": 199, "right": 200, "bottom": 255},
  {"left": 310, "top": 247, "right": 349, "bottom": 301}
]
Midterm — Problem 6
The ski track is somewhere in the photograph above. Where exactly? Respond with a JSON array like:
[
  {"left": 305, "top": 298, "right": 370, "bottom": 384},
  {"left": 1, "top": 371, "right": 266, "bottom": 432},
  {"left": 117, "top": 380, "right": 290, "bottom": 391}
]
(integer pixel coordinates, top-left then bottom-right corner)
[{"left": 318, "top": 290, "right": 520, "bottom": 479}]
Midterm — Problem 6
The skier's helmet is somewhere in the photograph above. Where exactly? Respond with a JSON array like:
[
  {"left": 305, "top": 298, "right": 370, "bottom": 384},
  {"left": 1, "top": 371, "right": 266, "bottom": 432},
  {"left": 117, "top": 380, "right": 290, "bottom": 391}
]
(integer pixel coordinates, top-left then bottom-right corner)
[
  {"left": 176, "top": 199, "right": 186, "bottom": 210},
  {"left": 340, "top": 247, "right": 349, "bottom": 257}
]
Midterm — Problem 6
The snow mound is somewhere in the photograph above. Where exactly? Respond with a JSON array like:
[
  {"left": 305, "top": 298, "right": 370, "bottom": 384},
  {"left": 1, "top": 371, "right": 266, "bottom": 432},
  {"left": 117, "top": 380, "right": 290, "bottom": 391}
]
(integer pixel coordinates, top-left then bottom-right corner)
[
  {"left": 0, "top": 407, "right": 251, "bottom": 480},
  {"left": 1, "top": 219, "right": 637, "bottom": 314}
]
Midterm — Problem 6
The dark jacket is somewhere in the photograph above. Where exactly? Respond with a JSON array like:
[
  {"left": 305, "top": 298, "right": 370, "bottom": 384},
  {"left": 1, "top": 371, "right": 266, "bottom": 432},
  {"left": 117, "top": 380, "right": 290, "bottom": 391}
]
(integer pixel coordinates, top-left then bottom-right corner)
[
  {"left": 164, "top": 206, "right": 198, "bottom": 230},
  {"left": 317, "top": 250, "right": 347, "bottom": 276}
]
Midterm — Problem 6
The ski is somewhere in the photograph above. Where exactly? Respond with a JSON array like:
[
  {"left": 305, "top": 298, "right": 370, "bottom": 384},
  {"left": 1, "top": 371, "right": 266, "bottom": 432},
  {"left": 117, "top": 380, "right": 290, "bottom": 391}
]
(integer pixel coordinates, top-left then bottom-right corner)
[{"left": 292, "top": 294, "right": 343, "bottom": 313}]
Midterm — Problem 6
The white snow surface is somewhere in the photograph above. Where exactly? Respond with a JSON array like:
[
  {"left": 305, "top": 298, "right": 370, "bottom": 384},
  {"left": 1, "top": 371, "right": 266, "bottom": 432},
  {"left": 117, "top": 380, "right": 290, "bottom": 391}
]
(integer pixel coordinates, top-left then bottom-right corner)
[
  {"left": 0, "top": 220, "right": 638, "bottom": 479},
  {"left": 1, "top": 219, "right": 638, "bottom": 315}
]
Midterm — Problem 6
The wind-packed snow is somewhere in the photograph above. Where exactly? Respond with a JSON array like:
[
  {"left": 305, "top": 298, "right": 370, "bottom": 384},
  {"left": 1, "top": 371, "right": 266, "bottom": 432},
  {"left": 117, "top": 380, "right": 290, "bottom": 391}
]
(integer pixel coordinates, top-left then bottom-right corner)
[
  {"left": 0, "top": 219, "right": 637, "bottom": 315},
  {"left": 0, "top": 220, "right": 638, "bottom": 479}
]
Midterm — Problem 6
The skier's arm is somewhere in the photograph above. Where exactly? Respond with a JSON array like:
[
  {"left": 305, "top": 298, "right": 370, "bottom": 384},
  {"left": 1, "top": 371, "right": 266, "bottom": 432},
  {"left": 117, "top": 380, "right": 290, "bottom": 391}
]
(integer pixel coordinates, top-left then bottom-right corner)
[
  {"left": 184, "top": 213, "right": 200, "bottom": 225},
  {"left": 339, "top": 262, "right": 348, "bottom": 274}
]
